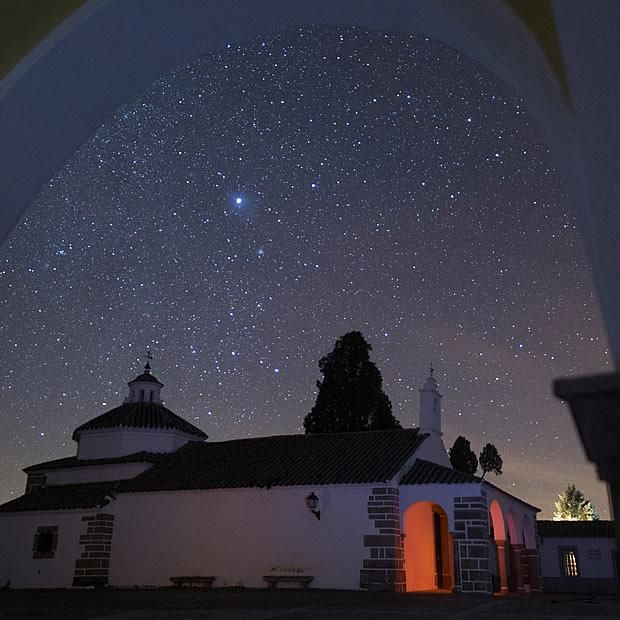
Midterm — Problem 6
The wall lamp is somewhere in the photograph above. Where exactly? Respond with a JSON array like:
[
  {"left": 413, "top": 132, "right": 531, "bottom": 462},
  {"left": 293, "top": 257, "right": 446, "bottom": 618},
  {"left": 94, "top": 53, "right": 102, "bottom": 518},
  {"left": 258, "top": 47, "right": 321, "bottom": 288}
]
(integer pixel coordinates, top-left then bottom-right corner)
[{"left": 305, "top": 492, "right": 320, "bottom": 520}]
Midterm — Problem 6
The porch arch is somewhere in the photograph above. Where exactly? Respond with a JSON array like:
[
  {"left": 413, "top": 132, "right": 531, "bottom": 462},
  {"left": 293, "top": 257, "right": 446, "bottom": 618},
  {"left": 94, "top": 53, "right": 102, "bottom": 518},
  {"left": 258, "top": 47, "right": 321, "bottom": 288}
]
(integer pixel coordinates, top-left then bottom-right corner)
[
  {"left": 403, "top": 501, "right": 454, "bottom": 592},
  {"left": 489, "top": 499, "right": 508, "bottom": 593}
]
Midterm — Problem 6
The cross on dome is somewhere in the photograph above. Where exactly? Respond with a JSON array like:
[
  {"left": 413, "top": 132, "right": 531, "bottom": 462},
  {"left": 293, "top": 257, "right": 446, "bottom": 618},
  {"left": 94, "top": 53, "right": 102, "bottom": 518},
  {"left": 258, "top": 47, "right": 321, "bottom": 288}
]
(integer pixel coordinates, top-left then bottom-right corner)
[{"left": 143, "top": 350, "right": 153, "bottom": 373}]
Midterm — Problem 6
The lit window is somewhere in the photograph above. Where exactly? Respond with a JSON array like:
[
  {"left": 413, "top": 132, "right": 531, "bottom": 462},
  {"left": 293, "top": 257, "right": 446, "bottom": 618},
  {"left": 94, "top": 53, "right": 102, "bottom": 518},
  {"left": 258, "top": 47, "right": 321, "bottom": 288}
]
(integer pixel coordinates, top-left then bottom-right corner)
[{"left": 560, "top": 548, "right": 579, "bottom": 577}]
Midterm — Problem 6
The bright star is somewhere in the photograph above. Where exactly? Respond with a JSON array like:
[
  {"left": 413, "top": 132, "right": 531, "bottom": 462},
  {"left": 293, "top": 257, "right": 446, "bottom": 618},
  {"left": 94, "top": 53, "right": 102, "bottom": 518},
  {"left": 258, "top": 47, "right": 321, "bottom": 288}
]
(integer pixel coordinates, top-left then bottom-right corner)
[{"left": 235, "top": 197, "right": 242, "bottom": 205}]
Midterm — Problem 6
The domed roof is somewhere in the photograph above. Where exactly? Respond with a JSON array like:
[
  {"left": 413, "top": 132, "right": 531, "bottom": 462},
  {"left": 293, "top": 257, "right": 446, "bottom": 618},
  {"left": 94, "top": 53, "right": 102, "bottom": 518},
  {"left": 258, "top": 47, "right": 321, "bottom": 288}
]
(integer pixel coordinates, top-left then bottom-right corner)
[
  {"left": 128, "top": 361, "right": 162, "bottom": 385},
  {"left": 129, "top": 372, "right": 162, "bottom": 384},
  {"left": 72, "top": 401, "right": 207, "bottom": 441}
]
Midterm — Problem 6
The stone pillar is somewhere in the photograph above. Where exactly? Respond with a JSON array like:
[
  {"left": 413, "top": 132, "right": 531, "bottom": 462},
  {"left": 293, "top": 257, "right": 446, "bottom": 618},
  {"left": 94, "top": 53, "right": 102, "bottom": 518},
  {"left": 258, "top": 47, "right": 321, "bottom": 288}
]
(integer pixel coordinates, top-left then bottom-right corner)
[
  {"left": 511, "top": 543, "right": 525, "bottom": 592},
  {"left": 452, "top": 492, "right": 492, "bottom": 594},
  {"left": 73, "top": 513, "right": 115, "bottom": 587},
  {"left": 525, "top": 548, "right": 541, "bottom": 592},
  {"left": 451, "top": 534, "right": 461, "bottom": 592},
  {"left": 495, "top": 540, "right": 509, "bottom": 593},
  {"left": 360, "top": 486, "right": 405, "bottom": 592}
]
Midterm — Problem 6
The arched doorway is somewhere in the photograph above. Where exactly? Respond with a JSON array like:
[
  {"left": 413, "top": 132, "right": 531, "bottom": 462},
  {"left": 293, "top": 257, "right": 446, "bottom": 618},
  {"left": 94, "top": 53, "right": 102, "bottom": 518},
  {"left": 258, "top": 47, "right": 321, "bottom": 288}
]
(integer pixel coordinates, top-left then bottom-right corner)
[
  {"left": 489, "top": 499, "right": 508, "bottom": 593},
  {"left": 403, "top": 501, "right": 453, "bottom": 592}
]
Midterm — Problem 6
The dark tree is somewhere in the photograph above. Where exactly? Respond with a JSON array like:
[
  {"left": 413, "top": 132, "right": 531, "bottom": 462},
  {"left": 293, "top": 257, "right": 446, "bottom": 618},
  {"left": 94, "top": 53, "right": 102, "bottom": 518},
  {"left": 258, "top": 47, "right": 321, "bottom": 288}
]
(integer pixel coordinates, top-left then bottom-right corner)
[
  {"left": 479, "top": 443, "right": 503, "bottom": 480},
  {"left": 449, "top": 436, "right": 478, "bottom": 475},
  {"left": 303, "top": 331, "right": 401, "bottom": 433}
]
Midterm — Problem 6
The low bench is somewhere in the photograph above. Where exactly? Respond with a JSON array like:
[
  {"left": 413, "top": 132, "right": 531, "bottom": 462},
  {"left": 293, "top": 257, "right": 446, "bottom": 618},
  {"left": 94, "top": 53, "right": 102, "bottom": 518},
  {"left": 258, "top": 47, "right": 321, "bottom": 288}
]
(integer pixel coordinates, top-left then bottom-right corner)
[
  {"left": 170, "top": 575, "right": 216, "bottom": 588},
  {"left": 263, "top": 575, "right": 314, "bottom": 589}
]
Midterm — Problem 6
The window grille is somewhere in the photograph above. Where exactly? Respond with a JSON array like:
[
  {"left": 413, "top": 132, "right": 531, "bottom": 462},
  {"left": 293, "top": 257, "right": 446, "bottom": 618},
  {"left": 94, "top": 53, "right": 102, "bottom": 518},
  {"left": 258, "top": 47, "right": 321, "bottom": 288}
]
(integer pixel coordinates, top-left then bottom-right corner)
[{"left": 560, "top": 548, "right": 579, "bottom": 577}]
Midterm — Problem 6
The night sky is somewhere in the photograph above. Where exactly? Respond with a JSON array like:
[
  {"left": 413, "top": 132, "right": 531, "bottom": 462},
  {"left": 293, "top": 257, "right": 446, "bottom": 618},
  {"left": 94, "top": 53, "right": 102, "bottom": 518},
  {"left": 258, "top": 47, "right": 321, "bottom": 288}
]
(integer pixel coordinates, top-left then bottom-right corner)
[{"left": 0, "top": 27, "right": 610, "bottom": 516}]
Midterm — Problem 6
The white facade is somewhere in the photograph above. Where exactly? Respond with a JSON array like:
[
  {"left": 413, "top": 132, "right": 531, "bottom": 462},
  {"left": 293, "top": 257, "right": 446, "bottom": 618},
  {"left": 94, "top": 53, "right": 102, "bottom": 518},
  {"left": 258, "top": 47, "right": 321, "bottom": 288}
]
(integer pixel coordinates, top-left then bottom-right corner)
[
  {"left": 77, "top": 427, "right": 198, "bottom": 460},
  {"left": 0, "top": 510, "right": 101, "bottom": 589},
  {"left": 539, "top": 526, "right": 618, "bottom": 594},
  {"left": 0, "top": 368, "right": 542, "bottom": 593},
  {"left": 541, "top": 536, "right": 616, "bottom": 580},
  {"left": 44, "top": 463, "right": 153, "bottom": 485},
  {"left": 110, "top": 485, "right": 373, "bottom": 589}
]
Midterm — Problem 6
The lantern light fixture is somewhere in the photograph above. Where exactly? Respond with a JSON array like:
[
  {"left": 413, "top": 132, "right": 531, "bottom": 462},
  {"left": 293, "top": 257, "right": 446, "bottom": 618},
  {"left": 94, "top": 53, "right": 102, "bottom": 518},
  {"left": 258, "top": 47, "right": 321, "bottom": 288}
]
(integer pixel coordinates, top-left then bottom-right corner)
[{"left": 305, "top": 492, "right": 320, "bottom": 520}]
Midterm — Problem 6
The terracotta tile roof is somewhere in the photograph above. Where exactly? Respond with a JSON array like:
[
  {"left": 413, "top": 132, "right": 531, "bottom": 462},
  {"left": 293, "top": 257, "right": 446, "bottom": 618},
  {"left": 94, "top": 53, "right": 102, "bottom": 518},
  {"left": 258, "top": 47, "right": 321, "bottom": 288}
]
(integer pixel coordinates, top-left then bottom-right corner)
[
  {"left": 121, "top": 428, "right": 427, "bottom": 493},
  {"left": 537, "top": 520, "right": 616, "bottom": 538},
  {"left": 400, "top": 460, "right": 540, "bottom": 511},
  {"left": 400, "top": 459, "right": 480, "bottom": 485},
  {"left": 24, "top": 451, "right": 166, "bottom": 473},
  {"left": 0, "top": 481, "right": 119, "bottom": 513},
  {"left": 72, "top": 402, "right": 207, "bottom": 440}
]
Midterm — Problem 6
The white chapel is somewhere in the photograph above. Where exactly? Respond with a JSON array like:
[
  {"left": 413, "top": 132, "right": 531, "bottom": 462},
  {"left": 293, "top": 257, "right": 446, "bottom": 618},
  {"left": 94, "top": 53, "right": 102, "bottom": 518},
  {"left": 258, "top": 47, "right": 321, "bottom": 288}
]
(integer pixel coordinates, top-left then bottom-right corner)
[{"left": 0, "top": 362, "right": 540, "bottom": 593}]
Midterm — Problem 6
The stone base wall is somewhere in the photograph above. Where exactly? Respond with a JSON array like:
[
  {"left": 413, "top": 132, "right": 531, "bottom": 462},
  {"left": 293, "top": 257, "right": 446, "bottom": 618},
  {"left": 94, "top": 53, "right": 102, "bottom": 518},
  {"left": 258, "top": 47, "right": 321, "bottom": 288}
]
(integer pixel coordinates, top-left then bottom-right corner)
[
  {"left": 360, "top": 487, "right": 405, "bottom": 592},
  {"left": 452, "top": 491, "right": 492, "bottom": 593},
  {"left": 73, "top": 513, "right": 114, "bottom": 587},
  {"left": 541, "top": 575, "right": 620, "bottom": 594}
]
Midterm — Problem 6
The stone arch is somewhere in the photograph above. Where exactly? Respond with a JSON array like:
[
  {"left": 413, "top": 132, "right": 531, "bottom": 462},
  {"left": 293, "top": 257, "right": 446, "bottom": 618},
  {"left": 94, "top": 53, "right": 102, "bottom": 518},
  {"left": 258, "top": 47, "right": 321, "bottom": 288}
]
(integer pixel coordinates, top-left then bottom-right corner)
[
  {"left": 403, "top": 501, "right": 453, "bottom": 592},
  {"left": 505, "top": 510, "right": 519, "bottom": 545},
  {"left": 488, "top": 499, "right": 508, "bottom": 593},
  {"left": 489, "top": 499, "right": 505, "bottom": 541},
  {"left": 3, "top": 2, "right": 620, "bottom": 367}
]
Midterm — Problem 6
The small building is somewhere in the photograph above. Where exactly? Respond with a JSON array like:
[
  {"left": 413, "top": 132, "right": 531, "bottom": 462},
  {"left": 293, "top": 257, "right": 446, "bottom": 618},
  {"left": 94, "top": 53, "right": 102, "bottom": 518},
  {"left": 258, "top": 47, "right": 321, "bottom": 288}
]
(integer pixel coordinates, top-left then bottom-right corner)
[
  {"left": 0, "top": 363, "right": 540, "bottom": 593},
  {"left": 538, "top": 520, "right": 618, "bottom": 594}
]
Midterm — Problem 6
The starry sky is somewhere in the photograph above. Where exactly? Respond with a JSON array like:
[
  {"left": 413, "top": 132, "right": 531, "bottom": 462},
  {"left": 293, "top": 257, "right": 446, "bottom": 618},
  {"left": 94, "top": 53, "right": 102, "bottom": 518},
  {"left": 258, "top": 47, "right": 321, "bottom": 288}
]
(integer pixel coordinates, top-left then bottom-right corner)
[{"left": 0, "top": 27, "right": 611, "bottom": 516}]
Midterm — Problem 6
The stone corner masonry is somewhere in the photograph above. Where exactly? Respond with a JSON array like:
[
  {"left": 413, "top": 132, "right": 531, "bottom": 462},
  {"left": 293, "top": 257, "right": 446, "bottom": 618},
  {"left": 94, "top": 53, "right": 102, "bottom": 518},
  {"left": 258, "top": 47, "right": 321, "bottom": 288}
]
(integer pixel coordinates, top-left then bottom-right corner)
[
  {"left": 73, "top": 513, "right": 115, "bottom": 587},
  {"left": 360, "top": 486, "right": 405, "bottom": 592}
]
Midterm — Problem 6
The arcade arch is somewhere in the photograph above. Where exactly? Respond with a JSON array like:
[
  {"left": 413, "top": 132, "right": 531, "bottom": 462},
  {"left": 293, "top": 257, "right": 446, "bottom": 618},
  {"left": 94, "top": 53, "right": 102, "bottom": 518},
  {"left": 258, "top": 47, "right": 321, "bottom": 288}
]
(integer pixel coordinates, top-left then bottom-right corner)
[{"left": 403, "top": 501, "right": 454, "bottom": 592}]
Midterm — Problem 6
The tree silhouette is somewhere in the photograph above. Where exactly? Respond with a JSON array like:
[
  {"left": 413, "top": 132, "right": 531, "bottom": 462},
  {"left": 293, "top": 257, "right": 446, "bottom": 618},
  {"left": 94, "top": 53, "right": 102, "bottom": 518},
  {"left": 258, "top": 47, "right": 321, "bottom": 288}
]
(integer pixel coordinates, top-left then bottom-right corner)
[
  {"left": 553, "top": 484, "right": 599, "bottom": 521},
  {"left": 479, "top": 443, "right": 503, "bottom": 480},
  {"left": 303, "top": 331, "right": 401, "bottom": 433},
  {"left": 449, "top": 436, "right": 478, "bottom": 475}
]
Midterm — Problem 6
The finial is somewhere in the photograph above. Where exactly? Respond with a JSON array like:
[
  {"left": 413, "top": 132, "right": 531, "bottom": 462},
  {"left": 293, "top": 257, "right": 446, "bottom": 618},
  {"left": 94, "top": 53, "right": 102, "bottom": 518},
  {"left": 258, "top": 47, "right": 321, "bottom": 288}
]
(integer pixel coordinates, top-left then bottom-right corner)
[
  {"left": 429, "top": 362, "right": 434, "bottom": 378},
  {"left": 144, "top": 350, "right": 153, "bottom": 373}
]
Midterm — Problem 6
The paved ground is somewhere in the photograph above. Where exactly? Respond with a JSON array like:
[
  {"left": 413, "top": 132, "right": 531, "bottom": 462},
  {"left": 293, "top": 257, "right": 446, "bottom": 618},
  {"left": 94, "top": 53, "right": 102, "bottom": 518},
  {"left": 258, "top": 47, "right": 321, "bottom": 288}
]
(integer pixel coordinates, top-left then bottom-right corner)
[{"left": 1, "top": 589, "right": 619, "bottom": 620}]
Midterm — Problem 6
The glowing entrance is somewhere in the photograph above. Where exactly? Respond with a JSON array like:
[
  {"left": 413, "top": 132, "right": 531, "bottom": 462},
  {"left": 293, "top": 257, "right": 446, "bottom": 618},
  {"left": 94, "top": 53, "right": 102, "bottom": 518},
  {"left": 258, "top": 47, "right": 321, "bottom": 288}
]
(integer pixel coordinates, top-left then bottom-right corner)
[{"left": 403, "top": 501, "right": 453, "bottom": 592}]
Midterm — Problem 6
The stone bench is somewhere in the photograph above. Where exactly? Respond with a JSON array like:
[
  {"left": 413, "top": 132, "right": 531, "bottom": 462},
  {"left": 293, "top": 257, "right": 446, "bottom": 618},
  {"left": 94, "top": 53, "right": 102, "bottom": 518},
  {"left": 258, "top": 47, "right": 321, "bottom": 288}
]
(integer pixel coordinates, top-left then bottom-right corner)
[
  {"left": 170, "top": 575, "right": 216, "bottom": 588},
  {"left": 263, "top": 575, "right": 314, "bottom": 589}
]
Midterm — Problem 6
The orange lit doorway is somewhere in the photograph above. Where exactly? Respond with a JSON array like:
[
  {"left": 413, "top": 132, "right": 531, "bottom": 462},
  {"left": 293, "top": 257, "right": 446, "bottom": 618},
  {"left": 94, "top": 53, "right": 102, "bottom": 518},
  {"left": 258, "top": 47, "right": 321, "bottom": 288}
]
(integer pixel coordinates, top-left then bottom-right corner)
[{"left": 403, "top": 501, "right": 453, "bottom": 592}]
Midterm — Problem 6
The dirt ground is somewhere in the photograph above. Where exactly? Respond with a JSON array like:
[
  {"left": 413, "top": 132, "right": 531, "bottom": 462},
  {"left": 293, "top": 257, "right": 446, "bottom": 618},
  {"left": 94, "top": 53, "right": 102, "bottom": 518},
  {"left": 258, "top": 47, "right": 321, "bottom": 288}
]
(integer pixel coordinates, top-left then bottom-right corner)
[{"left": 1, "top": 588, "right": 620, "bottom": 619}]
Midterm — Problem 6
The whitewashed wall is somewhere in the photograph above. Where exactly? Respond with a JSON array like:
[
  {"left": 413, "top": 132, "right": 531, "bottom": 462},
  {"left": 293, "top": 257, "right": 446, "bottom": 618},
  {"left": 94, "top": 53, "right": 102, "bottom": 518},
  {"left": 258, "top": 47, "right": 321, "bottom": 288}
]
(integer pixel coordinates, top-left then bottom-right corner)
[
  {"left": 0, "top": 510, "right": 97, "bottom": 588},
  {"left": 110, "top": 485, "right": 375, "bottom": 589},
  {"left": 44, "top": 462, "right": 153, "bottom": 485},
  {"left": 77, "top": 428, "right": 199, "bottom": 459},
  {"left": 540, "top": 536, "right": 616, "bottom": 579},
  {"left": 410, "top": 435, "right": 451, "bottom": 469}
]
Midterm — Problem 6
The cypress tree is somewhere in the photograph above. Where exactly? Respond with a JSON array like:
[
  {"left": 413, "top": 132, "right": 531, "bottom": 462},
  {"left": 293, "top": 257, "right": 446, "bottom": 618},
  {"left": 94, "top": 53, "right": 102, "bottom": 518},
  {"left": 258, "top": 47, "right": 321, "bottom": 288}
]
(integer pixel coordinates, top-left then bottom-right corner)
[{"left": 303, "top": 331, "right": 401, "bottom": 433}]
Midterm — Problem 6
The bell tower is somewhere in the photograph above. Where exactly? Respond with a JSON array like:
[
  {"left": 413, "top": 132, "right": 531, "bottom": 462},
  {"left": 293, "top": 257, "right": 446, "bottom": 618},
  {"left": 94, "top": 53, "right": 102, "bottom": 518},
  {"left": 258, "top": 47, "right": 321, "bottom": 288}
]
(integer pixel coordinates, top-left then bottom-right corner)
[
  {"left": 123, "top": 351, "right": 163, "bottom": 404},
  {"left": 419, "top": 364, "right": 442, "bottom": 437}
]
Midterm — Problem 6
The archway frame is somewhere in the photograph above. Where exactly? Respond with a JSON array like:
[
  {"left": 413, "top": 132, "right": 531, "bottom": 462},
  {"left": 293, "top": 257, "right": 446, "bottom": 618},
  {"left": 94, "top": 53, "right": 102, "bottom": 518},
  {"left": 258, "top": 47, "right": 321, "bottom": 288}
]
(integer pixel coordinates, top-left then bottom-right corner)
[{"left": 403, "top": 500, "right": 454, "bottom": 592}]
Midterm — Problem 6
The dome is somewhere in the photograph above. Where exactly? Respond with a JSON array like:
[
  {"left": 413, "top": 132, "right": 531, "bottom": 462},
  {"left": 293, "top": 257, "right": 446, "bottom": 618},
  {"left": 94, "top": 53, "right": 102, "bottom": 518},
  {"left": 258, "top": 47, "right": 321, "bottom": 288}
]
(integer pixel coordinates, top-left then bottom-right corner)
[{"left": 72, "top": 401, "right": 207, "bottom": 441}]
